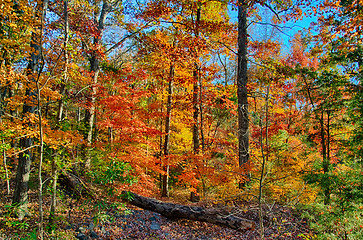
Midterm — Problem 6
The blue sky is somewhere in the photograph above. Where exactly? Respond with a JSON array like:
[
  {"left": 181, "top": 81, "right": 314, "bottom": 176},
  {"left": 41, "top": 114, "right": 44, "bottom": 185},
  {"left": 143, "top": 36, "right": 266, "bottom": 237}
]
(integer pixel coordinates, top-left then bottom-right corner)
[{"left": 228, "top": 4, "right": 318, "bottom": 55}]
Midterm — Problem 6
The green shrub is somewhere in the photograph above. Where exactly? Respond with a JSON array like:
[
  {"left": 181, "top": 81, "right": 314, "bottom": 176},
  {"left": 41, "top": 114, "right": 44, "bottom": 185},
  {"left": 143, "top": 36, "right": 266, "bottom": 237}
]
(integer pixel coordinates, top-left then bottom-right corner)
[
  {"left": 301, "top": 163, "right": 363, "bottom": 239},
  {"left": 90, "top": 159, "right": 137, "bottom": 185}
]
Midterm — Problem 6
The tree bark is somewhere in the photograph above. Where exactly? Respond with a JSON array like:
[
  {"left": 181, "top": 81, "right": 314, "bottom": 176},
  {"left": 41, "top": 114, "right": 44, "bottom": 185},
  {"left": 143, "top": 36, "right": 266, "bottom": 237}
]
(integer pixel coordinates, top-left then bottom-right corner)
[
  {"left": 193, "top": 70, "right": 200, "bottom": 154},
  {"left": 13, "top": 137, "right": 32, "bottom": 219},
  {"left": 58, "top": 170, "right": 95, "bottom": 199},
  {"left": 123, "top": 191, "right": 255, "bottom": 231},
  {"left": 36, "top": 67, "right": 45, "bottom": 240},
  {"left": 2, "top": 139, "right": 10, "bottom": 195},
  {"left": 199, "top": 73, "right": 205, "bottom": 153},
  {"left": 83, "top": 1, "right": 111, "bottom": 171},
  {"left": 258, "top": 85, "right": 270, "bottom": 240},
  {"left": 237, "top": 0, "right": 249, "bottom": 180},
  {"left": 161, "top": 64, "right": 174, "bottom": 197},
  {"left": 192, "top": 6, "right": 201, "bottom": 154},
  {"left": 50, "top": 0, "right": 69, "bottom": 229},
  {"left": 12, "top": 0, "right": 48, "bottom": 220},
  {"left": 56, "top": 0, "right": 69, "bottom": 124},
  {"left": 320, "top": 111, "right": 330, "bottom": 205}
]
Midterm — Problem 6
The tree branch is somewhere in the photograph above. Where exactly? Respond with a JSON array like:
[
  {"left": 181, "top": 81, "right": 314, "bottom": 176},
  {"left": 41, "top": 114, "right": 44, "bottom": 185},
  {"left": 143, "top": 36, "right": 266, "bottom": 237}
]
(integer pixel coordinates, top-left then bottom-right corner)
[
  {"left": 8, "top": 145, "right": 41, "bottom": 157},
  {"left": 262, "top": 3, "right": 281, "bottom": 21},
  {"left": 105, "top": 21, "right": 152, "bottom": 54}
]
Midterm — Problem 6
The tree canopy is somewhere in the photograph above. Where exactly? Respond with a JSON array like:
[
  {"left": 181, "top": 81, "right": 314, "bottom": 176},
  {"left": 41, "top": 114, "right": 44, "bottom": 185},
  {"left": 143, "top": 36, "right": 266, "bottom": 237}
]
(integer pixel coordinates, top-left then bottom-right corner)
[{"left": 0, "top": 0, "right": 361, "bottom": 239}]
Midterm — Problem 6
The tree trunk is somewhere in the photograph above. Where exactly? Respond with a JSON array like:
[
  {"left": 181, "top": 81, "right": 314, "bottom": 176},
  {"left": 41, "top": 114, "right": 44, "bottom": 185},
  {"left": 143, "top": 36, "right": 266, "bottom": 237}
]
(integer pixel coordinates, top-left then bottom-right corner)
[
  {"left": 48, "top": 157, "right": 57, "bottom": 230},
  {"left": 192, "top": 6, "right": 201, "bottom": 154},
  {"left": 2, "top": 139, "right": 10, "bottom": 195},
  {"left": 0, "top": 85, "right": 8, "bottom": 122},
  {"left": 49, "top": 0, "right": 69, "bottom": 229},
  {"left": 12, "top": 0, "right": 48, "bottom": 220},
  {"left": 320, "top": 111, "right": 330, "bottom": 205},
  {"left": 237, "top": 0, "right": 249, "bottom": 182},
  {"left": 193, "top": 72, "right": 200, "bottom": 154},
  {"left": 161, "top": 64, "right": 174, "bottom": 197},
  {"left": 36, "top": 70, "right": 45, "bottom": 240},
  {"left": 258, "top": 85, "right": 270, "bottom": 240},
  {"left": 84, "top": 65, "right": 98, "bottom": 171},
  {"left": 199, "top": 69, "right": 205, "bottom": 152},
  {"left": 35, "top": 2, "right": 49, "bottom": 237},
  {"left": 190, "top": 6, "right": 201, "bottom": 199},
  {"left": 83, "top": 1, "right": 110, "bottom": 171},
  {"left": 13, "top": 137, "right": 32, "bottom": 219},
  {"left": 58, "top": 170, "right": 95, "bottom": 199},
  {"left": 108, "top": 126, "right": 113, "bottom": 148},
  {"left": 123, "top": 191, "right": 255, "bottom": 231}
]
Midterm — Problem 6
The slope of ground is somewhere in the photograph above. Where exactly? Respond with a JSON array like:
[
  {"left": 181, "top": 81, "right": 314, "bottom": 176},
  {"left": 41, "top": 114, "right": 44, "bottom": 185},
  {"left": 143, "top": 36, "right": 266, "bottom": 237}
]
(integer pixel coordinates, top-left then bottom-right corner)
[{"left": 0, "top": 180, "right": 315, "bottom": 239}]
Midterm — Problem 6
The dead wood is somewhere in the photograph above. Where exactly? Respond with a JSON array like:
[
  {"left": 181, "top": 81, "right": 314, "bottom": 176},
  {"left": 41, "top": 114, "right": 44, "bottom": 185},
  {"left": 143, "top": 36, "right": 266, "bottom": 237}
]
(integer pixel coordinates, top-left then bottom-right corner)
[
  {"left": 122, "top": 191, "right": 255, "bottom": 231},
  {"left": 58, "top": 170, "right": 96, "bottom": 199}
]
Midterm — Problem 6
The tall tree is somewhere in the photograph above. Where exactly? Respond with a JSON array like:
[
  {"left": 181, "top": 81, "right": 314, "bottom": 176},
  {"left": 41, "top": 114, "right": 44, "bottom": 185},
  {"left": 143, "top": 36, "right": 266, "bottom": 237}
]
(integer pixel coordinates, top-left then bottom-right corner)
[
  {"left": 49, "top": 0, "right": 70, "bottom": 229},
  {"left": 83, "top": 1, "right": 111, "bottom": 171},
  {"left": 161, "top": 63, "right": 174, "bottom": 197},
  {"left": 235, "top": 0, "right": 300, "bottom": 185},
  {"left": 77, "top": 0, "right": 130, "bottom": 172},
  {"left": 236, "top": 0, "right": 249, "bottom": 180},
  {"left": 13, "top": 0, "right": 49, "bottom": 220},
  {"left": 192, "top": 5, "right": 201, "bottom": 154}
]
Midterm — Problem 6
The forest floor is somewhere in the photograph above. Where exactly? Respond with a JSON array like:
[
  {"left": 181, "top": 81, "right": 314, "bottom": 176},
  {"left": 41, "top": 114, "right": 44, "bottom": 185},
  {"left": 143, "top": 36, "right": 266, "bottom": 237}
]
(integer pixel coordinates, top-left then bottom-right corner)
[{"left": 0, "top": 181, "right": 315, "bottom": 239}]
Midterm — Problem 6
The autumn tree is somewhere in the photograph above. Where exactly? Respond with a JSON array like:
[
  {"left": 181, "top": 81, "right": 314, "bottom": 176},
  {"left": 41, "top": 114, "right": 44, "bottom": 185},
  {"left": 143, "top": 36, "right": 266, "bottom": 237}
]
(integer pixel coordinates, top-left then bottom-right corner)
[
  {"left": 236, "top": 0, "right": 249, "bottom": 177},
  {"left": 0, "top": 0, "right": 34, "bottom": 198},
  {"left": 11, "top": 0, "right": 49, "bottom": 220},
  {"left": 55, "top": 0, "right": 134, "bottom": 173},
  {"left": 316, "top": 0, "right": 362, "bottom": 162},
  {"left": 83, "top": 0, "right": 115, "bottom": 171},
  {"left": 134, "top": 0, "right": 236, "bottom": 197},
  {"left": 275, "top": 1, "right": 363, "bottom": 235},
  {"left": 235, "top": 0, "right": 301, "bottom": 186}
]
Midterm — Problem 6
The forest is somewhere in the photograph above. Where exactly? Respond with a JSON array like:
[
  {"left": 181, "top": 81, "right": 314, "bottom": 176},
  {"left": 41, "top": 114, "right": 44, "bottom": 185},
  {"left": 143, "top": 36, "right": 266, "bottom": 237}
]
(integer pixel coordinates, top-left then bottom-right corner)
[{"left": 0, "top": 0, "right": 362, "bottom": 239}]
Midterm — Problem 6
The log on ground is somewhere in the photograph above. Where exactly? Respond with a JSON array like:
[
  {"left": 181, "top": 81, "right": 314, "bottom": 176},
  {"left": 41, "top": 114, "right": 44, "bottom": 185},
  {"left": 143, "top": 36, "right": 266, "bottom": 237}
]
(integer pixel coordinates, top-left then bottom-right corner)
[
  {"left": 122, "top": 191, "right": 255, "bottom": 231},
  {"left": 58, "top": 170, "right": 96, "bottom": 199}
]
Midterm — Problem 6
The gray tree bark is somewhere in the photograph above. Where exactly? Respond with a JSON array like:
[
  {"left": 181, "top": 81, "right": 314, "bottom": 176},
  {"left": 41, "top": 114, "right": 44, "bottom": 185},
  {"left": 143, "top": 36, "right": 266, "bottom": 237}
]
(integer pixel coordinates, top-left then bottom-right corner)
[{"left": 123, "top": 191, "right": 255, "bottom": 231}]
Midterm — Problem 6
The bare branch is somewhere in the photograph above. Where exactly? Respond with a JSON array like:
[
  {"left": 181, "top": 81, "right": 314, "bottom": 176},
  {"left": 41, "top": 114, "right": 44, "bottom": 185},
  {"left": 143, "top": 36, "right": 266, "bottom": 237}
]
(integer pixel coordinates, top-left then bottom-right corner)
[
  {"left": 105, "top": 21, "right": 153, "bottom": 54},
  {"left": 249, "top": 21, "right": 292, "bottom": 37},
  {"left": 262, "top": 3, "right": 280, "bottom": 21},
  {"left": 40, "top": 50, "right": 63, "bottom": 91},
  {"left": 74, "top": 85, "right": 92, "bottom": 96},
  {"left": 8, "top": 145, "right": 41, "bottom": 157},
  {"left": 3, "top": 112, "right": 21, "bottom": 120},
  {"left": 213, "top": 40, "right": 237, "bottom": 55}
]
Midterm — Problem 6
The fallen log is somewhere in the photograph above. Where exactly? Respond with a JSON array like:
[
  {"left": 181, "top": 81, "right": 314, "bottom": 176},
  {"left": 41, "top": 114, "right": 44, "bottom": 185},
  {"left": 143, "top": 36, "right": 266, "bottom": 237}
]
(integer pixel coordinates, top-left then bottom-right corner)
[
  {"left": 58, "top": 170, "right": 96, "bottom": 199},
  {"left": 122, "top": 191, "right": 255, "bottom": 231}
]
